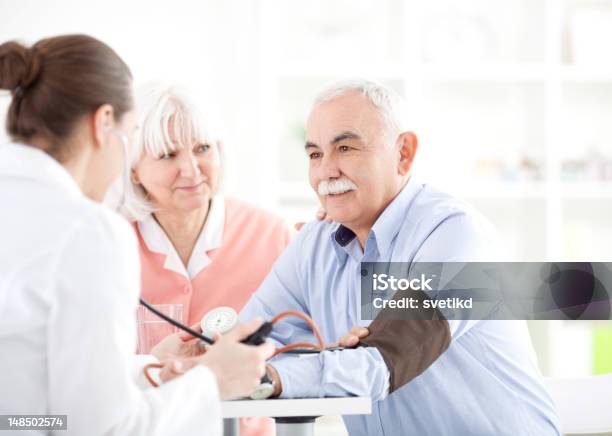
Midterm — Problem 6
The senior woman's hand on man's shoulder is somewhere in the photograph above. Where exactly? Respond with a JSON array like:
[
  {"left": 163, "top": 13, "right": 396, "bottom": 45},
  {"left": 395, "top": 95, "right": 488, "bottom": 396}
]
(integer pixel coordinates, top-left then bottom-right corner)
[{"left": 294, "top": 206, "right": 331, "bottom": 231}]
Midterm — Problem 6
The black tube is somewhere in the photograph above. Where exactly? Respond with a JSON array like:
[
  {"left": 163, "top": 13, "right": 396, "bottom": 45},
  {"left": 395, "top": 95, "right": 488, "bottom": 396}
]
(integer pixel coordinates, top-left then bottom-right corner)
[{"left": 139, "top": 298, "right": 215, "bottom": 345}]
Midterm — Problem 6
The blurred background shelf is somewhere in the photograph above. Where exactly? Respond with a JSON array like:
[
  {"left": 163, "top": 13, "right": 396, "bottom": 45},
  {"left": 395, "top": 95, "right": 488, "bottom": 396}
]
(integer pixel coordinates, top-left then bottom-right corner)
[
  {"left": 562, "top": 182, "right": 612, "bottom": 198},
  {"left": 561, "top": 66, "right": 612, "bottom": 82},
  {"left": 278, "top": 63, "right": 549, "bottom": 82}
]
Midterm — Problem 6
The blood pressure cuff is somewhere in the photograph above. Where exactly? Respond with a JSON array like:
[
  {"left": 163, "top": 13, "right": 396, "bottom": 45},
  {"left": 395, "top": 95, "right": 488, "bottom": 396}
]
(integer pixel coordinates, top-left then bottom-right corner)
[{"left": 359, "top": 290, "right": 451, "bottom": 393}]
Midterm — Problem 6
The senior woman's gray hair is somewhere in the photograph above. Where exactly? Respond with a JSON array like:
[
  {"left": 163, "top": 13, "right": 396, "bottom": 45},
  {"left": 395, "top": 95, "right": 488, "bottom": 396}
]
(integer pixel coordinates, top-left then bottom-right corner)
[
  {"left": 105, "top": 83, "right": 223, "bottom": 221},
  {"left": 312, "top": 79, "right": 411, "bottom": 143}
]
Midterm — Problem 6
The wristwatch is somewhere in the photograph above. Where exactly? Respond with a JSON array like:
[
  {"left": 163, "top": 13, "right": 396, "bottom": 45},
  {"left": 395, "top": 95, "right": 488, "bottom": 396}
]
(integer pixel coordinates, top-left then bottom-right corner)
[{"left": 250, "top": 367, "right": 276, "bottom": 400}]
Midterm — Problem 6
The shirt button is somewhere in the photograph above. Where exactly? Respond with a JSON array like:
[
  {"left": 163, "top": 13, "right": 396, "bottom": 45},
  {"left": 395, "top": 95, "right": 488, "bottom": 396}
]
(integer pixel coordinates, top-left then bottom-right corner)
[{"left": 183, "top": 284, "right": 192, "bottom": 294}]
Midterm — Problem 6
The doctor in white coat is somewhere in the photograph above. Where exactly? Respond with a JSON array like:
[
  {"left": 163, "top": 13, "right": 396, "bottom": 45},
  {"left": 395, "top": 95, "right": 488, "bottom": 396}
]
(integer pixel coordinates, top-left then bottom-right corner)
[{"left": 0, "top": 34, "right": 273, "bottom": 436}]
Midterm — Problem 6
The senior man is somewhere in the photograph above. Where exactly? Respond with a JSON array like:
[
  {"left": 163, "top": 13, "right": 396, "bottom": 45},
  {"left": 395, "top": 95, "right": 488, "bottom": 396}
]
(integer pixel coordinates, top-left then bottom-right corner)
[{"left": 240, "top": 80, "right": 560, "bottom": 435}]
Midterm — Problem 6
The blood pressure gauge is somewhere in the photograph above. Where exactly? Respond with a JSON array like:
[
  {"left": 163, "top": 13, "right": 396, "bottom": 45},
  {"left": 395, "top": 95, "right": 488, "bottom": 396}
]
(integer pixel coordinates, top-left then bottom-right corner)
[{"left": 200, "top": 306, "right": 239, "bottom": 337}]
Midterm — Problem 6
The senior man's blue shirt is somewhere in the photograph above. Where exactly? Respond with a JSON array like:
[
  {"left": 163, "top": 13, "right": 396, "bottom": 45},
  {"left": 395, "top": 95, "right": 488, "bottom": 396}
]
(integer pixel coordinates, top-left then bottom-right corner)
[{"left": 240, "top": 178, "right": 560, "bottom": 435}]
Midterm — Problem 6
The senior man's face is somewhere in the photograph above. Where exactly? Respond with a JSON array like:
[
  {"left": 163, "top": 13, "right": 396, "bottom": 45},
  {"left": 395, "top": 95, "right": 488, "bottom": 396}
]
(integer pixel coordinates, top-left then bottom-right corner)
[{"left": 306, "top": 92, "right": 416, "bottom": 234}]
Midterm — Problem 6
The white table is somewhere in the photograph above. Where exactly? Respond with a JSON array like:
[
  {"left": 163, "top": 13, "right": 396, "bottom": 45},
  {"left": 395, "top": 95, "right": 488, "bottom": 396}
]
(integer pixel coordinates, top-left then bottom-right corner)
[{"left": 220, "top": 397, "right": 371, "bottom": 436}]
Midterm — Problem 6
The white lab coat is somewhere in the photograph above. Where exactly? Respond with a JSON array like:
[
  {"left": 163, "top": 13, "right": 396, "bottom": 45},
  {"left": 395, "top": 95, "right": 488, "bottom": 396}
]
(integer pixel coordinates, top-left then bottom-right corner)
[{"left": 0, "top": 143, "right": 221, "bottom": 436}]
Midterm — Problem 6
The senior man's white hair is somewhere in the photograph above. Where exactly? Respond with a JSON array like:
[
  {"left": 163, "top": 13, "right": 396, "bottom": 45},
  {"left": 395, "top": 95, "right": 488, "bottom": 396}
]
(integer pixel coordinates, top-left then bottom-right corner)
[{"left": 312, "top": 79, "right": 411, "bottom": 142}]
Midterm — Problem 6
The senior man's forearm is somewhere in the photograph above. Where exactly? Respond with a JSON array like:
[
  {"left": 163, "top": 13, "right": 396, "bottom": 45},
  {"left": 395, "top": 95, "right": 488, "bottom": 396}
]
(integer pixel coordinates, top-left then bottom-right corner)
[{"left": 269, "top": 347, "right": 390, "bottom": 401}]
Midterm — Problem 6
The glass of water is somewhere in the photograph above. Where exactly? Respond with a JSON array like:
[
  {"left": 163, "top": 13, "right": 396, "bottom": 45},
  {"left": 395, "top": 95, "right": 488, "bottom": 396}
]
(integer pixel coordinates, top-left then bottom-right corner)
[{"left": 136, "top": 303, "right": 184, "bottom": 354}]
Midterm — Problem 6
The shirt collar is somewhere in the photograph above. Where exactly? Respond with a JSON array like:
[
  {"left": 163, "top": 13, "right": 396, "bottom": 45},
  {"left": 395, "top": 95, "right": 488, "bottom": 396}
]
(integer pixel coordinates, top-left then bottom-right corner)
[
  {"left": 330, "top": 177, "right": 422, "bottom": 263},
  {"left": 138, "top": 195, "right": 225, "bottom": 279},
  {"left": 370, "top": 176, "right": 422, "bottom": 258},
  {"left": 187, "top": 194, "right": 224, "bottom": 277},
  {"left": 0, "top": 143, "right": 81, "bottom": 197},
  {"left": 330, "top": 223, "right": 357, "bottom": 265}
]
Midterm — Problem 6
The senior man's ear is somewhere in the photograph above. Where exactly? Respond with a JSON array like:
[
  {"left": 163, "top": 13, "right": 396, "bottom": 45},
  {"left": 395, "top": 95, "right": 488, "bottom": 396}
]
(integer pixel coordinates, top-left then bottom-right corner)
[{"left": 397, "top": 131, "right": 418, "bottom": 176}]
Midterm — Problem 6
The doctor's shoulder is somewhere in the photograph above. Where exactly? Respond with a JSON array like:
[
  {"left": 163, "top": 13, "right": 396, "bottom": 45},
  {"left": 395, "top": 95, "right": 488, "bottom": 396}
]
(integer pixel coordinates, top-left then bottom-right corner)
[{"left": 65, "top": 199, "right": 140, "bottom": 263}]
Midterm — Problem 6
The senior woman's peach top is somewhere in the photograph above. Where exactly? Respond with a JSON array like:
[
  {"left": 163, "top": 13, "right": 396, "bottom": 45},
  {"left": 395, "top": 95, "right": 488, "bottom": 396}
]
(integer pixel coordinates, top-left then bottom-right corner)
[
  {"left": 135, "top": 195, "right": 293, "bottom": 326},
  {"left": 135, "top": 195, "right": 293, "bottom": 436}
]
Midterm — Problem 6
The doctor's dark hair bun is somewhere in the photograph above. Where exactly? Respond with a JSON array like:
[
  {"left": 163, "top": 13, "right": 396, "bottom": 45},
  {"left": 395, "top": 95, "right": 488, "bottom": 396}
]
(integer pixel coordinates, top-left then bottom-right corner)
[
  {"left": 0, "top": 41, "right": 42, "bottom": 91},
  {"left": 0, "top": 34, "right": 133, "bottom": 160}
]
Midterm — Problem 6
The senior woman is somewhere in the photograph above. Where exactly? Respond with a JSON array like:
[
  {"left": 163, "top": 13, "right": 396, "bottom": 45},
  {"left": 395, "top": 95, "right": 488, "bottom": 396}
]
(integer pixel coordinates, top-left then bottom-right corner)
[
  {"left": 119, "top": 85, "right": 293, "bottom": 324},
  {"left": 116, "top": 85, "right": 292, "bottom": 436}
]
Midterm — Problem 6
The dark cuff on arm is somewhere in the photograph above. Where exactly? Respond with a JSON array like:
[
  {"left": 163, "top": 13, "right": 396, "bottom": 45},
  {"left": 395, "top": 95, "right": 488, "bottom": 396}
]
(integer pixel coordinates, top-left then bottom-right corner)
[{"left": 359, "top": 291, "right": 451, "bottom": 393}]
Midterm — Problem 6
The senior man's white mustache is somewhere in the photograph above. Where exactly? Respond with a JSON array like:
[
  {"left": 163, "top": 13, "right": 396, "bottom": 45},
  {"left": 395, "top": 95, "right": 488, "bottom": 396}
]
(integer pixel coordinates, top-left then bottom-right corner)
[{"left": 318, "top": 178, "right": 358, "bottom": 196}]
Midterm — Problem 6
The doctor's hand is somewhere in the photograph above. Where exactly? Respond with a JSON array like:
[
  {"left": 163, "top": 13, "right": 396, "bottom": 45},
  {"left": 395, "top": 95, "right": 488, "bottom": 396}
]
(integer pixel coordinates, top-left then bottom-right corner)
[
  {"left": 150, "top": 323, "right": 205, "bottom": 361},
  {"left": 198, "top": 318, "right": 275, "bottom": 400}
]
